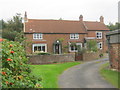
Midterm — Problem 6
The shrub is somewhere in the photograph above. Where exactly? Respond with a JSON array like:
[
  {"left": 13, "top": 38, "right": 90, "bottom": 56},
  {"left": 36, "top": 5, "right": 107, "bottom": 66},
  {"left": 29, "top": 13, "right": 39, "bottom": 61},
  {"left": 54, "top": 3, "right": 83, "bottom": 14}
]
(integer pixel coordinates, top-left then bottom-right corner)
[
  {"left": 86, "top": 40, "right": 98, "bottom": 52},
  {"left": 99, "top": 53, "right": 104, "bottom": 58},
  {"left": 1, "top": 40, "right": 42, "bottom": 88},
  {"left": 37, "top": 52, "right": 51, "bottom": 55}
]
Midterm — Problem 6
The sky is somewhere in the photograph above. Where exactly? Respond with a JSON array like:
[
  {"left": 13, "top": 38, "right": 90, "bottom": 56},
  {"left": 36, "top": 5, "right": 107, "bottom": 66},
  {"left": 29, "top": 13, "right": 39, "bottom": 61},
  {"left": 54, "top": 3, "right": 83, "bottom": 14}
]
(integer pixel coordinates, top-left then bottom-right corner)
[{"left": 0, "top": 0, "right": 119, "bottom": 25}]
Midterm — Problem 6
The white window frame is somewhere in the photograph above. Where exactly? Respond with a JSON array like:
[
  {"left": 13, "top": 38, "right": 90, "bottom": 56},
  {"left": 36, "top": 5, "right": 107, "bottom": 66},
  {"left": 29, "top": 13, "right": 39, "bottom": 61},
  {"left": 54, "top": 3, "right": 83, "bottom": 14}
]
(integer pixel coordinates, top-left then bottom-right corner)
[
  {"left": 32, "top": 44, "right": 47, "bottom": 52},
  {"left": 33, "top": 33, "right": 43, "bottom": 39},
  {"left": 96, "top": 32, "right": 102, "bottom": 39},
  {"left": 70, "top": 34, "right": 79, "bottom": 39},
  {"left": 97, "top": 42, "right": 102, "bottom": 50},
  {"left": 69, "top": 43, "right": 82, "bottom": 52}
]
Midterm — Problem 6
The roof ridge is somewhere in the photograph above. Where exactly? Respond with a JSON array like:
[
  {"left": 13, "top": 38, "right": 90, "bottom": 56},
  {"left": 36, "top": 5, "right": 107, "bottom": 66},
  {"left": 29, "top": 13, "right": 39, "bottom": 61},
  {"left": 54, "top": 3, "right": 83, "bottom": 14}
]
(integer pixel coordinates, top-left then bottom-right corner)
[{"left": 28, "top": 19, "right": 80, "bottom": 22}]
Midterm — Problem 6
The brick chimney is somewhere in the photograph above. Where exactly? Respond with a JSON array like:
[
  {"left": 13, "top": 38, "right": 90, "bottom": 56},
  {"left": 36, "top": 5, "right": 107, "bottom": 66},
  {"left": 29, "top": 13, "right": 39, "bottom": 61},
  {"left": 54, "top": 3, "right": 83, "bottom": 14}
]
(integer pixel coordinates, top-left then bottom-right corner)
[
  {"left": 79, "top": 15, "right": 83, "bottom": 21},
  {"left": 24, "top": 11, "right": 28, "bottom": 22},
  {"left": 100, "top": 16, "right": 104, "bottom": 23}
]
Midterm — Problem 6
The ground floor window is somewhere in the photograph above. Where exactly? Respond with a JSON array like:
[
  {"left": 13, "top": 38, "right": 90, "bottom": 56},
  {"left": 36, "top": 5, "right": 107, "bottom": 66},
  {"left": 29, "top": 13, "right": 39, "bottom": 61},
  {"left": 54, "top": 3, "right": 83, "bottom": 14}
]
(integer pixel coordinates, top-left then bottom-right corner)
[
  {"left": 32, "top": 44, "right": 47, "bottom": 52},
  {"left": 69, "top": 43, "right": 82, "bottom": 52},
  {"left": 97, "top": 42, "right": 102, "bottom": 50}
]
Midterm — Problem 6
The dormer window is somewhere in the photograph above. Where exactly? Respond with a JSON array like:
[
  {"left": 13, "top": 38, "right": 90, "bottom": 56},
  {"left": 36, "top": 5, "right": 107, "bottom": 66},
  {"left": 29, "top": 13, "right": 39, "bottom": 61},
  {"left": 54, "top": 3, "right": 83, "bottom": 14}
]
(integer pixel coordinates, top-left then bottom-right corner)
[
  {"left": 70, "top": 34, "right": 79, "bottom": 39},
  {"left": 96, "top": 32, "right": 102, "bottom": 39},
  {"left": 33, "top": 33, "right": 43, "bottom": 39}
]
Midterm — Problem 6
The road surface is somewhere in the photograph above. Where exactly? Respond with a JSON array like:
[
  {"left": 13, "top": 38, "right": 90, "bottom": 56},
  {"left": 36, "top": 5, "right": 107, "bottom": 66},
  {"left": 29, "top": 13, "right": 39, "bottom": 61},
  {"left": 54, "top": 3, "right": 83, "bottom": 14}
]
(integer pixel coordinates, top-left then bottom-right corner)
[{"left": 59, "top": 58, "right": 115, "bottom": 88}]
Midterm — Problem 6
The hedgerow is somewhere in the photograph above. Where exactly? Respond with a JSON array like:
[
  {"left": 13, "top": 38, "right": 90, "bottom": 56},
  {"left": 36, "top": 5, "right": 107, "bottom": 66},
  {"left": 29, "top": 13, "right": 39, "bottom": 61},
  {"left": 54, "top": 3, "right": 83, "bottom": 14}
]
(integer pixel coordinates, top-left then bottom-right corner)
[{"left": 1, "top": 39, "right": 42, "bottom": 88}]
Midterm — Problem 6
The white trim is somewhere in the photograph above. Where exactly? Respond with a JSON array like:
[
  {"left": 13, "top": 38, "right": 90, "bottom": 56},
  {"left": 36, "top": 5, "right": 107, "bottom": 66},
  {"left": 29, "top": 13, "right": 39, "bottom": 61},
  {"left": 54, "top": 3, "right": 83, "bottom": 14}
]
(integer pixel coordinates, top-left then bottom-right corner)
[
  {"left": 97, "top": 42, "right": 102, "bottom": 50},
  {"left": 70, "top": 34, "right": 79, "bottom": 39},
  {"left": 96, "top": 32, "right": 102, "bottom": 39},
  {"left": 32, "top": 43, "right": 47, "bottom": 52},
  {"left": 69, "top": 43, "right": 82, "bottom": 52},
  {"left": 33, "top": 33, "right": 43, "bottom": 39}
]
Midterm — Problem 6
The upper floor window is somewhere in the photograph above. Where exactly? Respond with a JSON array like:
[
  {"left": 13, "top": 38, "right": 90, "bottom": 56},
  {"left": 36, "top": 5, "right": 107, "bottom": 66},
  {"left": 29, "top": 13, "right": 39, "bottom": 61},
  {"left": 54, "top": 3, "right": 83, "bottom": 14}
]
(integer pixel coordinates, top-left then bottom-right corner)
[
  {"left": 33, "top": 33, "right": 43, "bottom": 39},
  {"left": 70, "top": 34, "right": 79, "bottom": 39},
  {"left": 96, "top": 32, "right": 102, "bottom": 39}
]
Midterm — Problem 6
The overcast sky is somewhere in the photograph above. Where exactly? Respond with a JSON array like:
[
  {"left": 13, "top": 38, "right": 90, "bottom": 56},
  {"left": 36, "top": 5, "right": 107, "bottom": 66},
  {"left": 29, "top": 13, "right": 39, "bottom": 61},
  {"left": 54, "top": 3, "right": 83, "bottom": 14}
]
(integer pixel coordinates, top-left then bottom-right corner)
[{"left": 0, "top": 0, "right": 119, "bottom": 25}]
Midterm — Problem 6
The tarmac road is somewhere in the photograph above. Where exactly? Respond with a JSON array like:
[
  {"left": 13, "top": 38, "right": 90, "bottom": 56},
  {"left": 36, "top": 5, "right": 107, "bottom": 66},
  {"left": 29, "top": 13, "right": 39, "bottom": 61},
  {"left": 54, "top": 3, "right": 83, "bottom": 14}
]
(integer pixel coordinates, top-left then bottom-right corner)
[{"left": 58, "top": 58, "right": 115, "bottom": 88}]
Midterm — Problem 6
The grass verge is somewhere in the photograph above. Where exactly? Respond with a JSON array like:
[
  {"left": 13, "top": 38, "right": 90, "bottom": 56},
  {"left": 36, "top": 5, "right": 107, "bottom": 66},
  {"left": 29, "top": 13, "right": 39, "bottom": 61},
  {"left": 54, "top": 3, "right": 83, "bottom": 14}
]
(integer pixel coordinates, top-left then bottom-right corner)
[
  {"left": 100, "top": 62, "right": 120, "bottom": 88},
  {"left": 30, "top": 61, "right": 81, "bottom": 88}
]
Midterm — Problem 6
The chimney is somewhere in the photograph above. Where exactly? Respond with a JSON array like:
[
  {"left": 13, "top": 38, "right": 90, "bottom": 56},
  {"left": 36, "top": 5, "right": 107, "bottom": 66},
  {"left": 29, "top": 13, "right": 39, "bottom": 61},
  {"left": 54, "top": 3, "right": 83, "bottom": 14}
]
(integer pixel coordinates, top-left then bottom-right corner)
[
  {"left": 24, "top": 11, "right": 28, "bottom": 22},
  {"left": 79, "top": 15, "right": 83, "bottom": 21},
  {"left": 100, "top": 16, "right": 104, "bottom": 23}
]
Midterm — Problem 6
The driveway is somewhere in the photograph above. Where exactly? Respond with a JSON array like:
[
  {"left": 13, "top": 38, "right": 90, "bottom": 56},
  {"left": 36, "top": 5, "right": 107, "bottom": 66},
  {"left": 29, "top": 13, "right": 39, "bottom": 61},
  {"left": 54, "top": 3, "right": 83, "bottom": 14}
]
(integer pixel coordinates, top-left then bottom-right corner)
[{"left": 58, "top": 58, "right": 115, "bottom": 88}]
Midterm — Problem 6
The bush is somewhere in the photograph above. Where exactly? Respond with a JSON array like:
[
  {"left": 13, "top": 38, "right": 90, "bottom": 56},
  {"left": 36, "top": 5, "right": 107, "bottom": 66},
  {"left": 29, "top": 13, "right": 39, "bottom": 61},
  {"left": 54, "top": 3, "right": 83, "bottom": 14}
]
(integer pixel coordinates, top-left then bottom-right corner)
[
  {"left": 1, "top": 40, "right": 42, "bottom": 88},
  {"left": 37, "top": 52, "right": 51, "bottom": 55},
  {"left": 99, "top": 53, "right": 104, "bottom": 58}
]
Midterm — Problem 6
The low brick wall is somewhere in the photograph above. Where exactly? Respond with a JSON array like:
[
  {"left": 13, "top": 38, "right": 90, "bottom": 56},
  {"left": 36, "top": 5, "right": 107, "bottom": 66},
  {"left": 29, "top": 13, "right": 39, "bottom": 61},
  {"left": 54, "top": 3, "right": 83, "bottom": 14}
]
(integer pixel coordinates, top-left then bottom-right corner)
[
  {"left": 83, "top": 52, "right": 100, "bottom": 61},
  {"left": 28, "top": 53, "right": 75, "bottom": 64},
  {"left": 75, "top": 52, "right": 101, "bottom": 61}
]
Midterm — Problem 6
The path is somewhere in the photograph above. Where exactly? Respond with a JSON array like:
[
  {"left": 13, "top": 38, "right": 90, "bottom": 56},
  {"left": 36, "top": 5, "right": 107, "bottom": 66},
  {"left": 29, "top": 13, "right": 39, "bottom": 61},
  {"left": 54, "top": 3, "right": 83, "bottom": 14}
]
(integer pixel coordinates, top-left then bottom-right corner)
[{"left": 59, "top": 58, "right": 115, "bottom": 88}]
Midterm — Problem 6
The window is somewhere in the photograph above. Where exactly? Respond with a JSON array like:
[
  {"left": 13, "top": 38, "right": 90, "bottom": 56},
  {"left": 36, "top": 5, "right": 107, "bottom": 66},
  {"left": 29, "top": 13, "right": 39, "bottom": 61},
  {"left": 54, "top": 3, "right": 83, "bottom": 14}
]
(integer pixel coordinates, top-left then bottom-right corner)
[
  {"left": 96, "top": 32, "right": 102, "bottom": 39},
  {"left": 69, "top": 43, "right": 82, "bottom": 52},
  {"left": 97, "top": 42, "right": 102, "bottom": 50},
  {"left": 33, "top": 33, "right": 43, "bottom": 39},
  {"left": 33, "top": 44, "right": 47, "bottom": 52},
  {"left": 70, "top": 34, "right": 79, "bottom": 39}
]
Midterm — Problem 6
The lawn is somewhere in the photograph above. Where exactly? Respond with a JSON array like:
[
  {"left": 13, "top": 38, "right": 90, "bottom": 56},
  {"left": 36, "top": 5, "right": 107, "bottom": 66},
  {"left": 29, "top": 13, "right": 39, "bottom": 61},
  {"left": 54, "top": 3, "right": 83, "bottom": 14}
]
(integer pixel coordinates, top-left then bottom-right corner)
[
  {"left": 30, "top": 62, "right": 81, "bottom": 88},
  {"left": 100, "top": 62, "right": 120, "bottom": 88}
]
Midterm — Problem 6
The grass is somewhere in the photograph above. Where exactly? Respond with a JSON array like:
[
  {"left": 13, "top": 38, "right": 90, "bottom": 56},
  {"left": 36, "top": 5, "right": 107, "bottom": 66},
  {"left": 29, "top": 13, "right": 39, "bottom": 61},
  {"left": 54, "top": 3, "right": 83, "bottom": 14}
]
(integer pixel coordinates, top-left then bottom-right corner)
[
  {"left": 100, "top": 62, "right": 120, "bottom": 88},
  {"left": 30, "top": 62, "right": 81, "bottom": 88}
]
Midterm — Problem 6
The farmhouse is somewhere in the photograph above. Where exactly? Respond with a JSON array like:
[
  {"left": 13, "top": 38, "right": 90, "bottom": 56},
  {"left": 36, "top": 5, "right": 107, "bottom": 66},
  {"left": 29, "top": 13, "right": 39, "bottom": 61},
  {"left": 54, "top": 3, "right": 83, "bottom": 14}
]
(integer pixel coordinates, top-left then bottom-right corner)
[{"left": 24, "top": 12, "right": 110, "bottom": 54}]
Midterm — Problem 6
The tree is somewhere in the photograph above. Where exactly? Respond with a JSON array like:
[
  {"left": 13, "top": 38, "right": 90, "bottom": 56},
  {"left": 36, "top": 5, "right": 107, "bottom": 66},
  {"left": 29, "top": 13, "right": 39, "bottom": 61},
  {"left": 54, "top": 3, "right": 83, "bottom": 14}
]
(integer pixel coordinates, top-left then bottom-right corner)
[
  {"left": 86, "top": 40, "right": 98, "bottom": 52},
  {"left": 107, "top": 22, "right": 120, "bottom": 31},
  {"left": 2, "top": 13, "right": 23, "bottom": 41}
]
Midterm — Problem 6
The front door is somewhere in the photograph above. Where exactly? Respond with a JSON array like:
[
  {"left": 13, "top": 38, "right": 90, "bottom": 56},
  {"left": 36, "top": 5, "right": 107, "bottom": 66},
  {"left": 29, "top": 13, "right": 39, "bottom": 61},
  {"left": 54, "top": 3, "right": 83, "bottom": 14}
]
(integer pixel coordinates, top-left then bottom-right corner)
[
  {"left": 54, "top": 40, "right": 62, "bottom": 54},
  {"left": 55, "top": 44, "right": 60, "bottom": 54}
]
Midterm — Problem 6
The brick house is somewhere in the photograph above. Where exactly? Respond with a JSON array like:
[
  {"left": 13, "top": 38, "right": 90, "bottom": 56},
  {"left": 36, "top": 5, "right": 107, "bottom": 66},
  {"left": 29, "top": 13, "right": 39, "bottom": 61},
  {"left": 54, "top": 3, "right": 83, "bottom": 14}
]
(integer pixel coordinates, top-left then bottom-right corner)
[{"left": 24, "top": 12, "right": 110, "bottom": 54}]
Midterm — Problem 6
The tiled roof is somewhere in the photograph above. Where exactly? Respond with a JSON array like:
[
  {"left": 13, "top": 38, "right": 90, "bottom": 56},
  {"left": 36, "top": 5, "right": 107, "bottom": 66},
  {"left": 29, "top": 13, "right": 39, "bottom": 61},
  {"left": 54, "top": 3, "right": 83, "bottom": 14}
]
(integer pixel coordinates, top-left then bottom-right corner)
[
  {"left": 84, "top": 21, "right": 109, "bottom": 30},
  {"left": 25, "top": 19, "right": 87, "bottom": 33},
  {"left": 25, "top": 19, "right": 109, "bottom": 33}
]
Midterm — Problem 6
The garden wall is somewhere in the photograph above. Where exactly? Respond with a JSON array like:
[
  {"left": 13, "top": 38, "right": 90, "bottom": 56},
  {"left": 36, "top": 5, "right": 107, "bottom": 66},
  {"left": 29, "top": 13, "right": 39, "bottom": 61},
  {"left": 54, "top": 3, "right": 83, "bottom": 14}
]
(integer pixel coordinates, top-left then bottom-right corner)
[
  {"left": 28, "top": 53, "right": 75, "bottom": 64},
  {"left": 75, "top": 52, "right": 100, "bottom": 61}
]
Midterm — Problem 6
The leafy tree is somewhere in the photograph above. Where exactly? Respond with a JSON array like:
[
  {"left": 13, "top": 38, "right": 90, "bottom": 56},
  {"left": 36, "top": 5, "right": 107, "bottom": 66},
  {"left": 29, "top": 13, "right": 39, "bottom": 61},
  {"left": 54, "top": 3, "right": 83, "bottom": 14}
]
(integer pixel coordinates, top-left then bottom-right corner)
[
  {"left": 2, "top": 13, "right": 23, "bottom": 41},
  {"left": 86, "top": 40, "right": 98, "bottom": 52},
  {"left": 107, "top": 22, "right": 120, "bottom": 31}
]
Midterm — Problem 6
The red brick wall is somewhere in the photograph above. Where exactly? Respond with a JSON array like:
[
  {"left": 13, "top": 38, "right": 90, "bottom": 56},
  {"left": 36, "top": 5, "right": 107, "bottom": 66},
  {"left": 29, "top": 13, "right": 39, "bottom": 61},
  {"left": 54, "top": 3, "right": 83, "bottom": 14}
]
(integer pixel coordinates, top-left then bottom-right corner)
[
  {"left": 25, "top": 33, "right": 87, "bottom": 54},
  {"left": 109, "top": 43, "right": 120, "bottom": 71},
  {"left": 87, "top": 31, "right": 109, "bottom": 53}
]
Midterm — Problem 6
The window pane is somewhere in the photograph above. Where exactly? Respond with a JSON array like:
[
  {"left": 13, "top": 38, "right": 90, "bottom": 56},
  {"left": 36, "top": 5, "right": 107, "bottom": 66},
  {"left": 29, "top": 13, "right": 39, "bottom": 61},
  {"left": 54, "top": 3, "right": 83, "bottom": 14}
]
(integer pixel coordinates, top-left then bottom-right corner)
[
  {"left": 42, "top": 46, "right": 45, "bottom": 52},
  {"left": 34, "top": 46, "right": 37, "bottom": 52},
  {"left": 38, "top": 46, "right": 41, "bottom": 51},
  {"left": 71, "top": 46, "right": 74, "bottom": 50}
]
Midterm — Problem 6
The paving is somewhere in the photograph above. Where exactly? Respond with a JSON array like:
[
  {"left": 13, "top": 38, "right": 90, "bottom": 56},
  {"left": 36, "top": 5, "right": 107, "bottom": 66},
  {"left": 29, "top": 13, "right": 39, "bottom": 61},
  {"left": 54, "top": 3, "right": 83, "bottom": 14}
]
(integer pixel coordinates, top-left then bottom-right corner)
[{"left": 58, "top": 58, "right": 115, "bottom": 88}]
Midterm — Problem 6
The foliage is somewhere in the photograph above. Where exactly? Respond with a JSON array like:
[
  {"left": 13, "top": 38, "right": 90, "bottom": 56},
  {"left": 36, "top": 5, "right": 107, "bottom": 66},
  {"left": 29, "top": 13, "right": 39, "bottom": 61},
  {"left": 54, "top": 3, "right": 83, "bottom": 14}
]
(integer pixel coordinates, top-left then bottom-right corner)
[
  {"left": 107, "top": 22, "right": 120, "bottom": 31},
  {"left": 37, "top": 52, "right": 51, "bottom": 55},
  {"left": 99, "top": 53, "right": 103, "bottom": 58},
  {"left": 86, "top": 40, "right": 98, "bottom": 52},
  {"left": 30, "top": 62, "right": 81, "bottom": 88},
  {"left": 1, "top": 40, "right": 42, "bottom": 88},
  {"left": 2, "top": 13, "right": 23, "bottom": 41}
]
